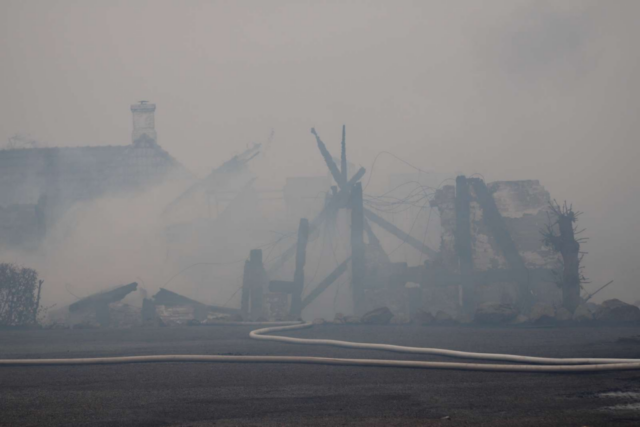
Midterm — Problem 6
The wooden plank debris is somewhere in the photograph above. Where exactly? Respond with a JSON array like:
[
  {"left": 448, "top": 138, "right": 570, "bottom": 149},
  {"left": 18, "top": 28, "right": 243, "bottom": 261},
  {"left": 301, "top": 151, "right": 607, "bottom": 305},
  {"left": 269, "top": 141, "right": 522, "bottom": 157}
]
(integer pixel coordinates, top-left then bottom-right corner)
[
  {"left": 153, "top": 288, "right": 240, "bottom": 315},
  {"left": 69, "top": 282, "right": 138, "bottom": 313},
  {"left": 363, "top": 208, "right": 438, "bottom": 259}
]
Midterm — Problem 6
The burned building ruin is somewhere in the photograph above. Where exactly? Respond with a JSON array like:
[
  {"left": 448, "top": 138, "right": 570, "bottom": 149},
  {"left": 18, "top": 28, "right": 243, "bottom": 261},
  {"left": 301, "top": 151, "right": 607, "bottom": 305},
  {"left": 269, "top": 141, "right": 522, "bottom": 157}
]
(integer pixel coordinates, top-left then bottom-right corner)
[
  {"left": 0, "top": 102, "right": 192, "bottom": 249},
  {"left": 0, "top": 104, "right": 598, "bottom": 326}
]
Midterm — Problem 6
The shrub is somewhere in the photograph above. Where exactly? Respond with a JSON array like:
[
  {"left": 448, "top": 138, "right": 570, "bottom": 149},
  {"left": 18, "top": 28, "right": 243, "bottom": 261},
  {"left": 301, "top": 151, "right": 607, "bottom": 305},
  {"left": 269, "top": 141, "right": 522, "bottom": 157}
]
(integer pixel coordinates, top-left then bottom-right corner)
[{"left": 0, "top": 263, "right": 43, "bottom": 326}]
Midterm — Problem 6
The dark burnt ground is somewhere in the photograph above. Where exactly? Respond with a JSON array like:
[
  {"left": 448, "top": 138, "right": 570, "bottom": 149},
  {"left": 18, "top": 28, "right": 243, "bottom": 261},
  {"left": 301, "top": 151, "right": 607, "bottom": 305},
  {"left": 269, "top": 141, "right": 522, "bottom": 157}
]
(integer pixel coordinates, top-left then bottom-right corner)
[{"left": 2, "top": 324, "right": 640, "bottom": 426}]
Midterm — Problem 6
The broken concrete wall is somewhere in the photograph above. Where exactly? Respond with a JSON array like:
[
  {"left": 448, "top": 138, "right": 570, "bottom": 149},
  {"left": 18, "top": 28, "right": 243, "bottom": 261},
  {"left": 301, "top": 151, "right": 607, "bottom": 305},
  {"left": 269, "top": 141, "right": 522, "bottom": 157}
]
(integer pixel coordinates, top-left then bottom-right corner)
[{"left": 431, "top": 180, "right": 561, "bottom": 307}]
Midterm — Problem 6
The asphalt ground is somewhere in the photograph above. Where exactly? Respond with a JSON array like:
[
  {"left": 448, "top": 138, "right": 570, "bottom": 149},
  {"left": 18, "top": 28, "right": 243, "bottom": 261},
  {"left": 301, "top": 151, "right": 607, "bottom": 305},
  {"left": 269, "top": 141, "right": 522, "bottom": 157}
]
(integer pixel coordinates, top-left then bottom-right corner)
[{"left": 2, "top": 324, "right": 640, "bottom": 426}]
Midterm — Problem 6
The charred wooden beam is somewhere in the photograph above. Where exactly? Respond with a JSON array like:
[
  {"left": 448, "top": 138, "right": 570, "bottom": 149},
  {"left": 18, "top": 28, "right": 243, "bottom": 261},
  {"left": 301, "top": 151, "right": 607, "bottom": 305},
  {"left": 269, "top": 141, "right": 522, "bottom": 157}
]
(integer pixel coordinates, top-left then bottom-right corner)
[
  {"left": 311, "top": 127, "right": 364, "bottom": 191},
  {"left": 241, "top": 257, "right": 251, "bottom": 318},
  {"left": 334, "top": 167, "right": 366, "bottom": 208},
  {"left": 266, "top": 203, "right": 330, "bottom": 276},
  {"left": 347, "top": 167, "right": 366, "bottom": 188},
  {"left": 163, "top": 144, "right": 261, "bottom": 215},
  {"left": 290, "top": 218, "right": 309, "bottom": 317},
  {"left": 311, "top": 128, "right": 346, "bottom": 188},
  {"left": 351, "top": 182, "right": 366, "bottom": 316},
  {"left": 363, "top": 208, "right": 438, "bottom": 259},
  {"left": 301, "top": 257, "right": 350, "bottom": 310},
  {"left": 266, "top": 170, "right": 364, "bottom": 275},
  {"left": 265, "top": 163, "right": 365, "bottom": 276},
  {"left": 241, "top": 249, "right": 267, "bottom": 320},
  {"left": 468, "top": 178, "right": 532, "bottom": 311},
  {"left": 69, "top": 282, "right": 138, "bottom": 313}
]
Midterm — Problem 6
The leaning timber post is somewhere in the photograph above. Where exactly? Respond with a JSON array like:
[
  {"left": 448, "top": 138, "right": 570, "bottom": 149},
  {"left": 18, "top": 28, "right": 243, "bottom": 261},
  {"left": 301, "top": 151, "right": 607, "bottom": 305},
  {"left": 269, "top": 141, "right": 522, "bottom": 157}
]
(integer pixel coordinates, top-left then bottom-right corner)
[
  {"left": 558, "top": 214, "right": 581, "bottom": 313},
  {"left": 301, "top": 258, "right": 350, "bottom": 310},
  {"left": 290, "top": 218, "right": 309, "bottom": 318},
  {"left": 455, "top": 176, "right": 474, "bottom": 315},
  {"left": 469, "top": 178, "right": 533, "bottom": 313},
  {"left": 351, "top": 182, "right": 366, "bottom": 316},
  {"left": 363, "top": 208, "right": 438, "bottom": 258}
]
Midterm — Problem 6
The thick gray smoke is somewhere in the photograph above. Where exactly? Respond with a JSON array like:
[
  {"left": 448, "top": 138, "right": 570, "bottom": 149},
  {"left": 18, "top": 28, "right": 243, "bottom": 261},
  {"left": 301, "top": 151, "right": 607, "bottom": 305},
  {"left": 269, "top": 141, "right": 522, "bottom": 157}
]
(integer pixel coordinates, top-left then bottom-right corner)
[{"left": 1, "top": 0, "right": 639, "bottom": 308}]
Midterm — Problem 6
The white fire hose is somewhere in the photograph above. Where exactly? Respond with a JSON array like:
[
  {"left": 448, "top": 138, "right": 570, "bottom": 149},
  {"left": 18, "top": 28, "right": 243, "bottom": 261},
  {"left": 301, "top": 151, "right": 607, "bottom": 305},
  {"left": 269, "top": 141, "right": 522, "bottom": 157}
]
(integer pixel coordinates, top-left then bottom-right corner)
[{"left": 2, "top": 322, "right": 640, "bottom": 373}]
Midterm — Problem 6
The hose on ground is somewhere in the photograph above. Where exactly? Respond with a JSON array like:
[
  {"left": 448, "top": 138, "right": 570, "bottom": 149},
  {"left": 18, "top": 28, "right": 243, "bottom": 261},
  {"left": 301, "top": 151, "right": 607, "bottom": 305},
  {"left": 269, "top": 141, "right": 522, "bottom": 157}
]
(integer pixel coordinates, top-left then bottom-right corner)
[
  {"left": 2, "top": 322, "right": 639, "bottom": 372},
  {"left": 250, "top": 322, "right": 640, "bottom": 365}
]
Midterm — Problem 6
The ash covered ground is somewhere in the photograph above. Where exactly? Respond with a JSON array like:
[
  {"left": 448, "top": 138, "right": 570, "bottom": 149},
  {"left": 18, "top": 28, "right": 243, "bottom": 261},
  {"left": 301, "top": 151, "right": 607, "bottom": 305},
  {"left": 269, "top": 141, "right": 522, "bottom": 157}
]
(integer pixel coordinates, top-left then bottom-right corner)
[{"left": 2, "top": 323, "right": 640, "bottom": 426}]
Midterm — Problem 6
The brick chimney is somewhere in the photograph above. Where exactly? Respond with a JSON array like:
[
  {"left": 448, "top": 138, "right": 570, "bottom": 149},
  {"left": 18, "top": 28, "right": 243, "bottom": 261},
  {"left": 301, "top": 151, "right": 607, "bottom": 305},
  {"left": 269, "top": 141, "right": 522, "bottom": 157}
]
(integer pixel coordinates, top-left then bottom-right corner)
[{"left": 131, "top": 101, "right": 157, "bottom": 144}]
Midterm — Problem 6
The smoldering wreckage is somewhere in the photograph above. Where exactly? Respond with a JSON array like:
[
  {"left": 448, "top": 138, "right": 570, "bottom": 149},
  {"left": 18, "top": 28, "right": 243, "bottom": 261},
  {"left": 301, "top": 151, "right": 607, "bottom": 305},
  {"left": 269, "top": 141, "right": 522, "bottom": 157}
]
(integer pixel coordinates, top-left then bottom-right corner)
[{"left": 1, "top": 102, "right": 638, "bottom": 333}]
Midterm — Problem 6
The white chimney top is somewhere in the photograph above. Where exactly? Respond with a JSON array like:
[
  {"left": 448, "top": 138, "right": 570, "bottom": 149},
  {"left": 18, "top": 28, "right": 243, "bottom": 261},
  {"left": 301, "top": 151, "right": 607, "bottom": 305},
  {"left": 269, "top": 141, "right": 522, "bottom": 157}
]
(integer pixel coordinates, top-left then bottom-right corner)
[{"left": 131, "top": 101, "right": 157, "bottom": 144}]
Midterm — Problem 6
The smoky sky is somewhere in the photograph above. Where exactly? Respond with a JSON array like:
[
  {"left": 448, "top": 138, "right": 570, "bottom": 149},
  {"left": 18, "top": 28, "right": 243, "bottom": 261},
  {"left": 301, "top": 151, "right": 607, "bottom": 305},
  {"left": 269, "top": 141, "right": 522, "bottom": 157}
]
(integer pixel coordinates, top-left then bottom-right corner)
[{"left": 1, "top": 0, "right": 639, "bottom": 302}]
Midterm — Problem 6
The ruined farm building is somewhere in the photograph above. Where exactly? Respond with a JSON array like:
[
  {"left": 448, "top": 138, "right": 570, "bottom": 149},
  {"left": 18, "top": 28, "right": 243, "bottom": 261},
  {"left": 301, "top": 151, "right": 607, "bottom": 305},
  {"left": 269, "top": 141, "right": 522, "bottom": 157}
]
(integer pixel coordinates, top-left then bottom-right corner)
[{"left": 0, "top": 102, "right": 192, "bottom": 248}]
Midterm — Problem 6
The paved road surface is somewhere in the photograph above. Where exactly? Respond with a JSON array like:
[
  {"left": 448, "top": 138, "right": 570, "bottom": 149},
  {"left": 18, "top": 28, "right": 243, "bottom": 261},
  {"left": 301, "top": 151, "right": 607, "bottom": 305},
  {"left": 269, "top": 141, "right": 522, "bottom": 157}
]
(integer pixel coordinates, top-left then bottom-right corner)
[{"left": 2, "top": 324, "right": 640, "bottom": 426}]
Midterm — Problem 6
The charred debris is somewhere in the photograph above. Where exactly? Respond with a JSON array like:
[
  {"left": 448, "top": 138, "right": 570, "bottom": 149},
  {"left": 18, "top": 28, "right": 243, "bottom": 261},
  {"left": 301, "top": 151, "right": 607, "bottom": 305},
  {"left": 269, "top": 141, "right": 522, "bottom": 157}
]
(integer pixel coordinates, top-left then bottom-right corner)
[
  {"left": 1, "top": 103, "right": 634, "bottom": 329},
  {"left": 48, "top": 124, "right": 638, "bottom": 330}
]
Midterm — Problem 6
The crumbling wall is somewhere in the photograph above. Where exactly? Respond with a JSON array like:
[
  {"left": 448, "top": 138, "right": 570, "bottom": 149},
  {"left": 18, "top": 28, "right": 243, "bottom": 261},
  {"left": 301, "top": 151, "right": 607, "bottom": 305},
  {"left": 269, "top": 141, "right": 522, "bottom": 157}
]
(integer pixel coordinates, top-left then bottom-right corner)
[
  {"left": 431, "top": 180, "right": 561, "bottom": 307},
  {"left": 488, "top": 181, "right": 559, "bottom": 269}
]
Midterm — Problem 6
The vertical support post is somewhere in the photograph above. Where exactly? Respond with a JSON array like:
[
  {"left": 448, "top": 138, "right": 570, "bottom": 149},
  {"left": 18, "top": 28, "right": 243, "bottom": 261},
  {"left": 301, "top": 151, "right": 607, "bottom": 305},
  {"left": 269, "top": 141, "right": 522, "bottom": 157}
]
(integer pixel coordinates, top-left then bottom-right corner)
[
  {"left": 250, "top": 249, "right": 265, "bottom": 321},
  {"left": 290, "top": 218, "right": 309, "bottom": 318},
  {"left": 455, "top": 176, "right": 474, "bottom": 315},
  {"left": 241, "top": 249, "right": 266, "bottom": 320},
  {"left": 241, "top": 256, "right": 251, "bottom": 320},
  {"left": 351, "top": 182, "right": 366, "bottom": 316}
]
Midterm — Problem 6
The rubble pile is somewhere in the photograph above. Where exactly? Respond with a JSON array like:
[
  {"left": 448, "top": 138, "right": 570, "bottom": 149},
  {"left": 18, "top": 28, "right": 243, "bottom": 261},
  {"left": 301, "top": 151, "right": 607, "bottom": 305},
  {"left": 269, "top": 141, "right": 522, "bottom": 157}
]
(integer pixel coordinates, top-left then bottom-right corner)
[
  {"left": 595, "top": 299, "right": 640, "bottom": 323},
  {"left": 155, "top": 305, "right": 196, "bottom": 326},
  {"left": 46, "top": 284, "right": 244, "bottom": 329},
  {"left": 361, "top": 307, "right": 394, "bottom": 325},
  {"left": 108, "top": 302, "right": 142, "bottom": 328}
]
